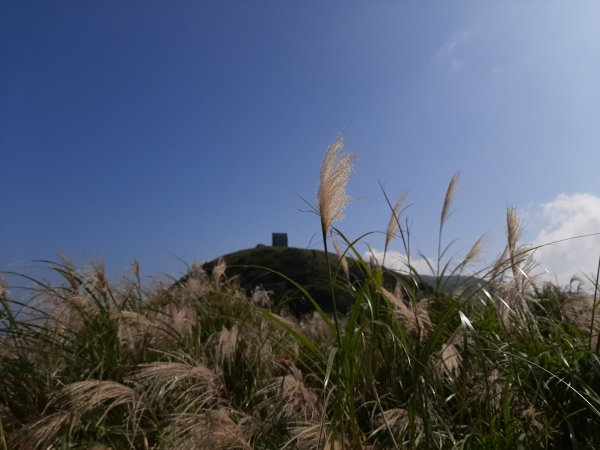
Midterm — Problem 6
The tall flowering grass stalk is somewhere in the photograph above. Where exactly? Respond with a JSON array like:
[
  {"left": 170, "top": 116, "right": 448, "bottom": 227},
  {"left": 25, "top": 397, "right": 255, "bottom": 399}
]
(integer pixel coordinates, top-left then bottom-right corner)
[
  {"left": 317, "top": 134, "right": 353, "bottom": 239},
  {"left": 317, "top": 135, "right": 354, "bottom": 344}
]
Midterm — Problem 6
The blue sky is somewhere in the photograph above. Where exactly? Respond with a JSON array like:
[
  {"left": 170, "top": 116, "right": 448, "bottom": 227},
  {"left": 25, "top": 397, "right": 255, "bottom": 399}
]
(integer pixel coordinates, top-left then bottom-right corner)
[{"left": 2, "top": 1, "right": 600, "bottom": 285}]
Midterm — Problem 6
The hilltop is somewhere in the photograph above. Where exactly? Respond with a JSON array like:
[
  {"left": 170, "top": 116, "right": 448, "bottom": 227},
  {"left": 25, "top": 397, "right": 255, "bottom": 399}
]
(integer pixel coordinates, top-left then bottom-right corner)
[{"left": 193, "top": 246, "right": 477, "bottom": 316}]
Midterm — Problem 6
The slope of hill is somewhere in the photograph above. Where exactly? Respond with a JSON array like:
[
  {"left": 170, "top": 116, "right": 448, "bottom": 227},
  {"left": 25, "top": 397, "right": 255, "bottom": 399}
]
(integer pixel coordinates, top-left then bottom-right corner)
[{"left": 196, "top": 246, "right": 428, "bottom": 315}]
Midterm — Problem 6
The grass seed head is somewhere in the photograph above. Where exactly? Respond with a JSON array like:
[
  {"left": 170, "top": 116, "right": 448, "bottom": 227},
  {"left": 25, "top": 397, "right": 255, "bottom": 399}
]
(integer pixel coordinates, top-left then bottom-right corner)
[
  {"left": 317, "top": 134, "right": 354, "bottom": 236},
  {"left": 385, "top": 193, "right": 407, "bottom": 253},
  {"left": 251, "top": 286, "right": 273, "bottom": 308},
  {"left": 212, "top": 258, "right": 227, "bottom": 285},
  {"left": 441, "top": 172, "right": 460, "bottom": 227},
  {"left": 381, "top": 288, "right": 431, "bottom": 338},
  {"left": 463, "top": 234, "right": 485, "bottom": 267},
  {"left": 216, "top": 324, "right": 240, "bottom": 368},
  {"left": 166, "top": 409, "right": 253, "bottom": 450},
  {"left": 12, "top": 410, "right": 73, "bottom": 450},
  {"left": 271, "top": 365, "right": 321, "bottom": 421}
]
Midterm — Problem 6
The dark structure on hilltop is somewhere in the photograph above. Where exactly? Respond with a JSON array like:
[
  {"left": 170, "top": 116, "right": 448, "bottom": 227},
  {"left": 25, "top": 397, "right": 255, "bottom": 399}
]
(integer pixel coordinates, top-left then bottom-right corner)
[{"left": 272, "top": 233, "right": 288, "bottom": 248}]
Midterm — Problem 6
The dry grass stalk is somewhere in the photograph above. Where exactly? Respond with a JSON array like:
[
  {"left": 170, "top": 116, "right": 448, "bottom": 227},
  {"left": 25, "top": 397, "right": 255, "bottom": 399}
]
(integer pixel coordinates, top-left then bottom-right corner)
[
  {"left": 480, "top": 369, "right": 503, "bottom": 412},
  {"left": 182, "top": 277, "right": 209, "bottom": 301},
  {"left": 54, "top": 380, "right": 141, "bottom": 417},
  {"left": 435, "top": 327, "right": 464, "bottom": 379},
  {"left": 463, "top": 234, "right": 485, "bottom": 267},
  {"left": 189, "top": 260, "right": 206, "bottom": 280},
  {"left": 271, "top": 364, "right": 321, "bottom": 421},
  {"left": 506, "top": 206, "right": 523, "bottom": 292},
  {"left": 561, "top": 295, "right": 599, "bottom": 347},
  {"left": 0, "top": 275, "right": 7, "bottom": 299},
  {"left": 441, "top": 172, "right": 460, "bottom": 227},
  {"left": 374, "top": 408, "right": 423, "bottom": 442},
  {"left": 317, "top": 135, "right": 354, "bottom": 236},
  {"left": 158, "top": 302, "right": 198, "bottom": 338},
  {"left": 332, "top": 239, "right": 350, "bottom": 279},
  {"left": 84, "top": 258, "right": 110, "bottom": 295},
  {"left": 212, "top": 258, "right": 227, "bottom": 286},
  {"left": 385, "top": 193, "right": 407, "bottom": 255},
  {"left": 521, "top": 405, "right": 544, "bottom": 432},
  {"left": 12, "top": 410, "right": 73, "bottom": 450},
  {"left": 18, "top": 381, "right": 144, "bottom": 450},
  {"left": 300, "top": 312, "right": 333, "bottom": 344},
  {"left": 49, "top": 294, "right": 99, "bottom": 338},
  {"left": 114, "top": 310, "right": 173, "bottom": 353},
  {"left": 88, "top": 444, "right": 113, "bottom": 450},
  {"left": 251, "top": 286, "right": 273, "bottom": 308},
  {"left": 216, "top": 324, "right": 239, "bottom": 368},
  {"left": 130, "top": 258, "right": 140, "bottom": 281},
  {"left": 270, "top": 312, "right": 300, "bottom": 332},
  {"left": 128, "top": 361, "right": 220, "bottom": 412},
  {"left": 58, "top": 251, "right": 80, "bottom": 291},
  {"left": 490, "top": 245, "right": 509, "bottom": 286},
  {"left": 291, "top": 422, "right": 341, "bottom": 450},
  {"left": 165, "top": 408, "right": 253, "bottom": 450},
  {"left": 381, "top": 288, "right": 431, "bottom": 338}
]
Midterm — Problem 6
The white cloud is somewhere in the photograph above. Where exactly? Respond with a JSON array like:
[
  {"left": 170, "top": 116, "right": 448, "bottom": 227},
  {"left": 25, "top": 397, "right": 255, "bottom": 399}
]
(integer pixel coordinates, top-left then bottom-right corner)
[
  {"left": 432, "top": 30, "right": 469, "bottom": 72},
  {"left": 367, "top": 249, "right": 434, "bottom": 275},
  {"left": 532, "top": 193, "right": 600, "bottom": 286}
]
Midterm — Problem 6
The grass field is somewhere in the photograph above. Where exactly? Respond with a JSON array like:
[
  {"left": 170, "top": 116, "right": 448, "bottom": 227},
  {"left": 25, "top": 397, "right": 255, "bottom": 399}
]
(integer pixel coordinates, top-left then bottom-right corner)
[{"left": 2, "top": 136, "right": 600, "bottom": 449}]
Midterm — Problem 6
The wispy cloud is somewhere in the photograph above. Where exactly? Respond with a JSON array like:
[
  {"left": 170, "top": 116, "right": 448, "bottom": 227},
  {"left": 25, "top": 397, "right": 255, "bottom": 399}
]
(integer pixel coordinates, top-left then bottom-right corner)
[
  {"left": 367, "top": 249, "right": 434, "bottom": 275},
  {"left": 532, "top": 193, "right": 600, "bottom": 286},
  {"left": 432, "top": 30, "right": 469, "bottom": 72}
]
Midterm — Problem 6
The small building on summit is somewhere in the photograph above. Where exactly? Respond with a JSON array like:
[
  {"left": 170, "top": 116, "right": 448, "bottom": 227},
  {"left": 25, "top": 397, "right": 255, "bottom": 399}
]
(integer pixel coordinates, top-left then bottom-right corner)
[{"left": 272, "top": 233, "right": 288, "bottom": 248}]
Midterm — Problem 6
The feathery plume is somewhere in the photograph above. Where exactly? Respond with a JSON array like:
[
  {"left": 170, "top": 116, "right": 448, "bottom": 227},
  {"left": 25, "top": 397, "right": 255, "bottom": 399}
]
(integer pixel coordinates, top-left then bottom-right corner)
[
  {"left": 12, "top": 411, "right": 72, "bottom": 450},
  {"left": 385, "top": 193, "right": 407, "bottom": 255},
  {"left": 299, "top": 311, "right": 333, "bottom": 344},
  {"left": 189, "top": 259, "right": 207, "bottom": 281},
  {"left": 128, "top": 362, "right": 220, "bottom": 410},
  {"left": 440, "top": 172, "right": 460, "bottom": 227},
  {"left": 0, "top": 275, "right": 7, "bottom": 299},
  {"left": 251, "top": 286, "right": 273, "bottom": 308},
  {"left": 290, "top": 422, "right": 343, "bottom": 450},
  {"left": 58, "top": 251, "right": 80, "bottom": 291},
  {"left": 270, "top": 364, "right": 321, "bottom": 421},
  {"left": 216, "top": 324, "right": 239, "bottom": 368},
  {"left": 506, "top": 206, "right": 523, "bottom": 291},
  {"left": 161, "top": 302, "right": 198, "bottom": 338},
  {"left": 317, "top": 135, "right": 354, "bottom": 236},
  {"left": 165, "top": 409, "right": 253, "bottom": 450},
  {"left": 130, "top": 258, "right": 140, "bottom": 281},
  {"left": 212, "top": 258, "right": 227, "bottom": 285},
  {"left": 437, "top": 172, "right": 460, "bottom": 276},
  {"left": 374, "top": 408, "right": 423, "bottom": 442},
  {"left": 54, "top": 380, "right": 141, "bottom": 416},
  {"left": 463, "top": 234, "right": 486, "bottom": 267},
  {"left": 381, "top": 288, "right": 431, "bottom": 338},
  {"left": 435, "top": 326, "right": 465, "bottom": 379}
]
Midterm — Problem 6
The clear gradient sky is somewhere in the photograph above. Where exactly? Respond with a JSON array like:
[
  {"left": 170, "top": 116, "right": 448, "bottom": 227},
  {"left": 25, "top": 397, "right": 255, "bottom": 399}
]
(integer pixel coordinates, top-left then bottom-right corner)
[{"left": 2, "top": 1, "right": 600, "bottom": 286}]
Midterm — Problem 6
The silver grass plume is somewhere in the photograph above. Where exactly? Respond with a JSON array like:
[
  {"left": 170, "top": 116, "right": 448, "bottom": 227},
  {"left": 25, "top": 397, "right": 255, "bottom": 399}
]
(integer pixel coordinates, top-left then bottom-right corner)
[
  {"left": 440, "top": 172, "right": 460, "bottom": 227},
  {"left": 438, "top": 172, "right": 460, "bottom": 275},
  {"left": 317, "top": 135, "right": 354, "bottom": 237},
  {"left": 506, "top": 206, "right": 523, "bottom": 292},
  {"left": 384, "top": 193, "right": 407, "bottom": 257}
]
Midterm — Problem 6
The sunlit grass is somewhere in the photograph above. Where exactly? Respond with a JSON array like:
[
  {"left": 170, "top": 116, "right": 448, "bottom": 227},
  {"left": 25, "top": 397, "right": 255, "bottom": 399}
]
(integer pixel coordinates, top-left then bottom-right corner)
[{"left": 1, "top": 136, "right": 600, "bottom": 449}]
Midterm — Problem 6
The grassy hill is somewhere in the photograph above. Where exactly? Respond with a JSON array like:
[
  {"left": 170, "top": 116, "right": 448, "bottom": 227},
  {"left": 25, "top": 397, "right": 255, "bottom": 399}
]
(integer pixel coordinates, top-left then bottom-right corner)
[
  {"left": 195, "top": 245, "right": 480, "bottom": 316},
  {"left": 2, "top": 246, "right": 600, "bottom": 448},
  {"left": 197, "top": 246, "right": 421, "bottom": 315}
]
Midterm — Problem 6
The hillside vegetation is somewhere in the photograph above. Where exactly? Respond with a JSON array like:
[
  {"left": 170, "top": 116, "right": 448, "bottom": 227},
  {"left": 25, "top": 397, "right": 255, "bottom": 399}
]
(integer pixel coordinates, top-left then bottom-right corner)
[
  {"left": 198, "top": 246, "right": 432, "bottom": 316},
  {"left": 1, "top": 135, "right": 600, "bottom": 449}
]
